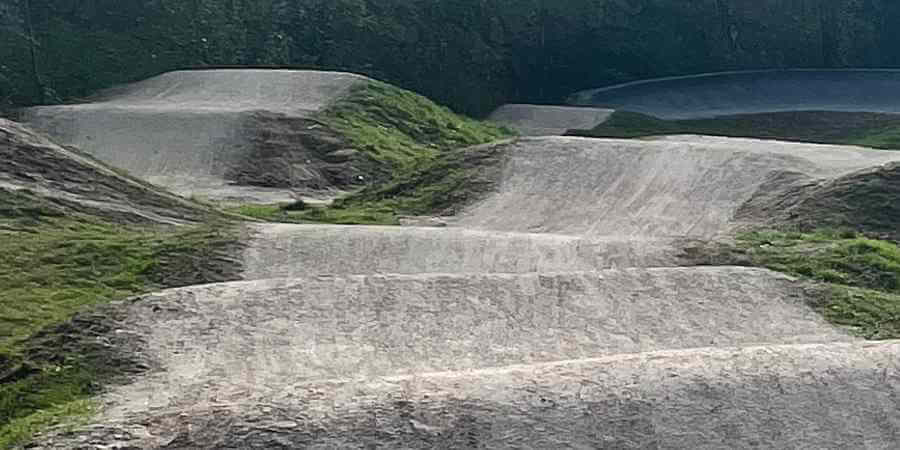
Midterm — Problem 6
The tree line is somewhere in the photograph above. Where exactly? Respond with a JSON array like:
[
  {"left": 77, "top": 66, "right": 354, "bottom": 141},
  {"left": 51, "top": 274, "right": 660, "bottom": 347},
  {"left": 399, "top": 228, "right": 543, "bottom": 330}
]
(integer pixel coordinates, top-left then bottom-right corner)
[{"left": 2, "top": 0, "right": 899, "bottom": 116}]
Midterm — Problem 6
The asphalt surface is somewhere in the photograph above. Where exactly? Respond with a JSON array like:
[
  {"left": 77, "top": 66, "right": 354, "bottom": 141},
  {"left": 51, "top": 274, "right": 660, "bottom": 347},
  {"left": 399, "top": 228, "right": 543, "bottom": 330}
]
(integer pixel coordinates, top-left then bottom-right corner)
[{"left": 569, "top": 69, "right": 900, "bottom": 119}]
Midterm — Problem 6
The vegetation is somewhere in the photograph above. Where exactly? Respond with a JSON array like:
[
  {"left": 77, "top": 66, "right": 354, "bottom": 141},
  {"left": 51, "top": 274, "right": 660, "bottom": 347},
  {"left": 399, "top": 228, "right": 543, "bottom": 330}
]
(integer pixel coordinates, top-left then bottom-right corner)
[
  {"left": 229, "top": 81, "right": 513, "bottom": 225},
  {"left": 231, "top": 202, "right": 399, "bottom": 225},
  {"left": 0, "top": 190, "right": 241, "bottom": 448},
  {"left": 319, "top": 81, "right": 513, "bottom": 168},
  {"left": 4, "top": 1, "right": 900, "bottom": 115},
  {"left": 570, "top": 111, "right": 900, "bottom": 150},
  {"left": 231, "top": 137, "right": 511, "bottom": 225},
  {"left": 690, "top": 229, "right": 900, "bottom": 339}
]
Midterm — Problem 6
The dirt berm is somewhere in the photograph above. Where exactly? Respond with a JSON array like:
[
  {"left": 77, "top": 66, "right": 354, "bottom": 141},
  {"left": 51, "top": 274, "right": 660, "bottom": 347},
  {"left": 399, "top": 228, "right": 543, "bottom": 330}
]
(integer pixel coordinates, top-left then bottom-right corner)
[{"left": 22, "top": 70, "right": 371, "bottom": 203}]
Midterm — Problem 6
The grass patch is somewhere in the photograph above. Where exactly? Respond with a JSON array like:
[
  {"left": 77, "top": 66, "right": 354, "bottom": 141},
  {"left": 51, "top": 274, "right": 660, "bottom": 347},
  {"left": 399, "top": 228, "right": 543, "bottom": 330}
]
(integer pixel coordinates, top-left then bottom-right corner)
[
  {"left": 569, "top": 110, "right": 900, "bottom": 149},
  {"left": 0, "top": 191, "right": 241, "bottom": 448},
  {"left": 230, "top": 140, "right": 512, "bottom": 225},
  {"left": 735, "top": 230, "right": 900, "bottom": 293},
  {"left": 231, "top": 81, "right": 515, "bottom": 225},
  {"left": 338, "top": 141, "right": 510, "bottom": 216},
  {"left": 814, "top": 285, "right": 900, "bottom": 340},
  {"left": 319, "top": 80, "right": 513, "bottom": 170},
  {"left": 688, "top": 229, "right": 900, "bottom": 339}
]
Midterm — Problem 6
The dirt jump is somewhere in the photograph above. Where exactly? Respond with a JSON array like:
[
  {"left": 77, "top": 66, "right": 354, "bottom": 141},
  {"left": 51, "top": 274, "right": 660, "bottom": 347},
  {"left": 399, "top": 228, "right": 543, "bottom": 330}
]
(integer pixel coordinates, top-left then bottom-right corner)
[
  {"left": 20, "top": 70, "right": 900, "bottom": 448},
  {"left": 23, "top": 70, "right": 369, "bottom": 204}
]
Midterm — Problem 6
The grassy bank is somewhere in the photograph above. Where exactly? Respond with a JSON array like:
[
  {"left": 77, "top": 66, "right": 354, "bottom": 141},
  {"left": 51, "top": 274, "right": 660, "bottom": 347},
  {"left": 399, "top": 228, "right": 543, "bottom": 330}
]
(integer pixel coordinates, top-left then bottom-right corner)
[
  {"left": 689, "top": 229, "right": 900, "bottom": 339},
  {"left": 569, "top": 110, "right": 900, "bottom": 149},
  {"left": 0, "top": 192, "right": 241, "bottom": 448},
  {"left": 230, "top": 139, "right": 511, "bottom": 225},
  {"left": 319, "top": 81, "right": 513, "bottom": 169},
  {"left": 232, "top": 82, "right": 514, "bottom": 225}
]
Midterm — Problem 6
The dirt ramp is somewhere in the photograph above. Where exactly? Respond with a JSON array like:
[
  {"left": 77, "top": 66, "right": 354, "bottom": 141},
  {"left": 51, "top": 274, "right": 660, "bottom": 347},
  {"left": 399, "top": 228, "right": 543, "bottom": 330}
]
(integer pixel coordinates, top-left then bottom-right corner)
[
  {"left": 457, "top": 137, "right": 900, "bottom": 238},
  {"left": 89, "top": 69, "right": 368, "bottom": 113},
  {"left": 0, "top": 119, "right": 210, "bottom": 224},
  {"left": 569, "top": 69, "right": 900, "bottom": 119},
  {"left": 102, "top": 267, "right": 847, "bottom": 410},
  {"left": 241, "top": 224, "right": 680, "bottom": 278},
  {"left": 23, "top": 70, "right": 368, "bottom": 203},
  {"left": 37, "top": 342, "right": 899, "bottom": 449},
  {"left": 489, "top": 104, "right": 613, "bottom": 136}
]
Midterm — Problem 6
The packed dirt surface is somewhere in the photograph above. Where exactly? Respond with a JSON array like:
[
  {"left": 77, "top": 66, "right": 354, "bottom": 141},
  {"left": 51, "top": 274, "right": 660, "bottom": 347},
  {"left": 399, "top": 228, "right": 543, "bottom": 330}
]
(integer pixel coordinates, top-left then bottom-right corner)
[
  {"left": 40, "top": 341, "right": 900, "bottom": 449},
  {"left": 488, "top": 104, "right": 613, "bottom": 135},
  {"left": 32, "top": 130, "right": 900, "bottom": 448},
  {"left": 0, "top": 119, "right": 210, "bottom": 224},
  {"left": 242, "top": 224, "right": 681, "bottom": 277},
  {"left": 569, "top": 69, "right": 900, "bottom": 119},
  {"left": 456, "top": 136, "right": 900, "bottom": 238},
  {"left": 22, "top": 70, "right": 369, "bottom": 203}
]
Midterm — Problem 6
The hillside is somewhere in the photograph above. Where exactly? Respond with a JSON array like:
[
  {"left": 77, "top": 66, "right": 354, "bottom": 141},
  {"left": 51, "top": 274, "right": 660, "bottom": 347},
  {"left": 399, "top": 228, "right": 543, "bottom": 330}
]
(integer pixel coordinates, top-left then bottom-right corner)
[
  {"left": 0, "top": 120, "right": 246, "bottom": 448},
  {"left": 3, "top": 0, "right": 900, "bottom": 115},
  {"left": 22, "top": 70, "right": 511, "bottom": 205},
  {"left": 0, "top": 119, "right": 213, "bottom": 225}
]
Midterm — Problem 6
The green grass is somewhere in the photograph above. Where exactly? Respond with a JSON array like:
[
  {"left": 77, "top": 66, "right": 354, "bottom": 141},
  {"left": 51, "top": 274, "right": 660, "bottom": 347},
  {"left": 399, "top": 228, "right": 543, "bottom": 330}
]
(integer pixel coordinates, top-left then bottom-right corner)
[
  {"left": 815, "top": 285, "right": 900, "bottom": 340},
  {"left": 319, "top": 80, "right": 513, "bottom": 170},
  {"left": 232, "top": 81, "right": 515, "bottom": 226},
  {"left": 569, "top": 110, "right": 900, "bottom": 150},
  {"left": 231, "top": 203, "right": 400, "bottom": 226},
  {"left": 0, "top": 191, "right": 241, "bottom": 448},
  {"left": 230, "top": 139, "right": 511, "bottom": 225},
  {"left": 735, "top": 230, "right": 900, "bottom": 293},
  {"left": 702, "top": 229, "right": 900, "bottom": 339}
]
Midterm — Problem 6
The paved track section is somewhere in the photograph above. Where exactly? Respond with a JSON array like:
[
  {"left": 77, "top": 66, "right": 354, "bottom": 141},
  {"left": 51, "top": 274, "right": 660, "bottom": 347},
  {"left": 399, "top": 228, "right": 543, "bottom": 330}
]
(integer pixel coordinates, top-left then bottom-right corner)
[
  {"left": 569, "top": 69, "right": 900, "bottom": 119},
  {"left": 488, "top": 104, "right": 613, "bottom": 135},
  {"left": 456, "top": 136, "right": 900, "bottom": 238},
  {"left": 23, "top": 70, "right": 368, "bottom": 203},
  {"left": 40, "top": 342, "right": 900, "bottom": 449}
]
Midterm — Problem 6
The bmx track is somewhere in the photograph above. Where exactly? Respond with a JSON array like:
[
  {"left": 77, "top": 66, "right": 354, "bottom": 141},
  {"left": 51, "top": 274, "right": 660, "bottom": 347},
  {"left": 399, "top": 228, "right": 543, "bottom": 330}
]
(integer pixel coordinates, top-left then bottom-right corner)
[{"left": 19, "top": 70, "right": 900, "bottom": 448}]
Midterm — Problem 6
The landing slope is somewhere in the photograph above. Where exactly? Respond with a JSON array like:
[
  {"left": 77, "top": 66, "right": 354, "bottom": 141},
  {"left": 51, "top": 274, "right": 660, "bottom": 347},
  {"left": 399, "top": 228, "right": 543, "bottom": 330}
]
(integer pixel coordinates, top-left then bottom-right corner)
[
  {"left": 37, "top": 342, "right": 900, "bottom": 449},
  {"left": 456, "top": 136, "right": 900, "bottom": 238},
  {"left": 23, "top": 70, "right": 369, "bottom": 203},
  {"left": 569, "top": 69, "right": 900, "bottom": 119}
]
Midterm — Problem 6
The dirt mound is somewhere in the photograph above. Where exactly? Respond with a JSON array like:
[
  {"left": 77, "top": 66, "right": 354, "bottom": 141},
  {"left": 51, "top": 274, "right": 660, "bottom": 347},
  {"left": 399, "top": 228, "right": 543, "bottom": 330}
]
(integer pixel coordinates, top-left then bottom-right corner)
[
  {"left": 242, "top": 224, "right": 680, "bottom": 278},
  {"left": 739, "top": 161, "right": 900, "bottom": 241},
  {"left": 34, "top": 342, "right": 900, "bottom": 449},
  {"left": 455, "top": 136, "right": 900, "bottom": 238},
  {"left": 22, "top": 70, "right": 370, "bottom": 203},
  {"left": 489, "top": 104, "right": 613, "bottom": 136},
  {"left": 570, "top": 69, "right": 900, "bottom": 119},
  {"left": 0, "top": 119, "right": 211, "bottom": 224}
]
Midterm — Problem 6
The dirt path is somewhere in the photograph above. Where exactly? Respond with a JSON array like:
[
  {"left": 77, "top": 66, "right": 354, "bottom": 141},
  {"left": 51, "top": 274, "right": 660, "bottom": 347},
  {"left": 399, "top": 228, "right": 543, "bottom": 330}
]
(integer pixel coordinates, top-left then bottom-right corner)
[{"left": 22, "top": 70, "right": 368, "bottom": 203}]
